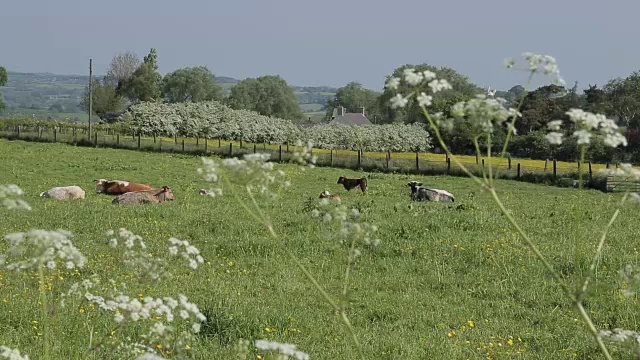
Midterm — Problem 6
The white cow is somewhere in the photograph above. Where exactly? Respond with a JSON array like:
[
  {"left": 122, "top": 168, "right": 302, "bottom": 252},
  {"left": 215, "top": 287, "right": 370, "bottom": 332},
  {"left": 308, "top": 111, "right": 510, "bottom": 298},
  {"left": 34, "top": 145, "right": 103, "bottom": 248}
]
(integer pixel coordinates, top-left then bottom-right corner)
[
  {"left": 407, "top": 181, "right": 455, "bottom": 202},
  {"left": 40, "top": 186, "right": 86, "bottom": 200}
]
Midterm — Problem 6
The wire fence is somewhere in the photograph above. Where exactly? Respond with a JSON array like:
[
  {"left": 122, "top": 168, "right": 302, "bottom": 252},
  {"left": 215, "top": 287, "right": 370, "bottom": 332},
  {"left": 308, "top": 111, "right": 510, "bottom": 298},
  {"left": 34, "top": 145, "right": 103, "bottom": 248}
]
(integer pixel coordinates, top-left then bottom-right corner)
[{"left": 0, "top": 125, "right": 621, "bottom": 190}]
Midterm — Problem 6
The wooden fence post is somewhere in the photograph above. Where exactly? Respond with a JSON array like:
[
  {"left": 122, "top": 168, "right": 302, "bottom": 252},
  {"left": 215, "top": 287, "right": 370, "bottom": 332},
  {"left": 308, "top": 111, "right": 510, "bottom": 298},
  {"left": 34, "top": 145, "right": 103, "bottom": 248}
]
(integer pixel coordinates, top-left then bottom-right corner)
[
  {"left": 508, "top": 156, "right": 512, "bottom": 170},
  {"left": 72, "top": 127, "right": 76, "bottom": 139},
  {"left": 589, "top": 161, "right": 593, "bottom": 179},
  {"left": 447, "top": 158, "right": 451, "bottom": 172},
  {"left": 196, "top": 136, "right": 199, "bottom": 147},
  {"left": 218, "top": 137, "right": 221, "bottom": 147},
  {"left": 517, "top": 163, "right": 521, "bottom": 179},
  {"left": 553, "top": 159, "right": 557, "bottom": 177},
  {"left": 17, "top": 126, "right": 20, "bottom": 137},
  {"left": 253, "top": 144, "right": 257, "bottom": 153},
  {"left": 415, "top": 151, "right": 419, "bottom": 171},
  {"left": 544, "top": 159, "right": 548, "bottom": 172},
  {"left": 229, "top": 143, "right": 233, "bottom": 155},
  {"left": 159, "top": 138, "right": 162, "bottom": 151},
  {"left": 53, "top": 127, "right": 57, "bottom": 142},
  {"left": 205, "top": 138, "right": 208, "bottom": 153},
  {"left": 330, "top": 149, "right": 334, "bottom": 166},
  {"left": 358, "top": 150, "right": 362, "bottom": 168},
  {"left": 606, "top": 162, "right": 610, "bottom": 169},
  {"left": 116, "top": 134, "right": 120, "bottom": 146},
  {"left": 240, "top": 139, "right": 243, "bottom": 148},
  {"left": 482, "top": 159, "right": 485, "bottom": 168},
  {"left": 174, "top": 134, "right": 178, "bottom": 144},
  {"left": 279, "top": 145, "right": 283, "bottom": 162},
  {"left": 137, "top": 133, "right": 141, "bottom": 149},
  {"left": 476, "top": 153, "right": 479, "bottom": 164},
  {"left": 263, "top": 143, "right": 266, "bottom": 150},
  {"left": 153, "top": 133, "right": 156, "bottom": 144},
  {"left": 181, "top": 139, "right": 185, "bottom": 152},
  {"left": 385, "top": 152, "right": 389, "bottom": 169},
  {"left": 578, "top": 160, "right": 581, "bottom": 174}
]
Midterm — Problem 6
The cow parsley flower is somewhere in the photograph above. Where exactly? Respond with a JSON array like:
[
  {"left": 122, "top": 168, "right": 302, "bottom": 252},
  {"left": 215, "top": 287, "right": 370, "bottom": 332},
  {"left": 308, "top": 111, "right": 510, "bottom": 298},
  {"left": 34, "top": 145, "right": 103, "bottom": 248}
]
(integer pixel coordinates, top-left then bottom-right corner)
[
  {"left": 254, "top": 340, "right": 309, "bottom": 360},
  {"left": 292, "top": 140, "right": 317, "bottom": 169},
  {"left": 422, "top": 70, "right": 437, "bottom": 82},
  {"left": 548, "top": 109, "right": 629, "bottom": 147},
  {"left": 403, "top": 68, "right": 424, "bottom": 86},
  {"left": 390, "top": 94, "right": 409, "bottom": 109},
  {"left": 1, "top": 229, "right": 86, "bottom": 271},
  {"left": 417, "top": 92, "right": 433, "bottom": 107},
  {"left": 428, "top": 79, "right": 452, "bottom": 94},
  {"left": 311, "top": 199, "right": 381, "bottom": 252},
  {"left": 385, "top": 76, "right": 400, "bottom": 90},
  {"left": 545, "top": 132, "right": 563, "bottom": 145},
  {"left": 106, "top": 229, "right": 169, "bottom": 281},
  {"left": 199, "top": 152, "right": 291, "bottom": 200},
  {"left": 0, "top": 346, "right": 29, "bottom": 360},
  {"left": 0, "top": 185, "right": 31, "bottom": 211},
  {"left": 167, "top": 238, "right": 204, "bottom": 270},
  {"left": 507, "top": 52, "right": 565, "bottom": 85},
  {"left": 449, "top": 95, "right": 521, "bottom": 136}
]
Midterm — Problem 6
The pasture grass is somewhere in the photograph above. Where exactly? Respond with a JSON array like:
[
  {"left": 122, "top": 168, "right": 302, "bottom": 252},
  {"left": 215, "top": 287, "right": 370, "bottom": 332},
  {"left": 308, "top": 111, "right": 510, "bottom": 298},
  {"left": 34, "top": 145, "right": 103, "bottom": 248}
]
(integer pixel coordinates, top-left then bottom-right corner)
[{"left": 0, "top": 139, "right": 639, "bottom": 359}]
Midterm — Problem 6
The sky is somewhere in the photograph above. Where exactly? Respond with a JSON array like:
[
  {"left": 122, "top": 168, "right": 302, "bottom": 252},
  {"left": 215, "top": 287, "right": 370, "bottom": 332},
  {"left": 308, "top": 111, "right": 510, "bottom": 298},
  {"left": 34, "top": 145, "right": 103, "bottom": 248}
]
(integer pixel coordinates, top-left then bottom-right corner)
[{"left": 2, "top": 0, "right": 639, "bottom": 92}]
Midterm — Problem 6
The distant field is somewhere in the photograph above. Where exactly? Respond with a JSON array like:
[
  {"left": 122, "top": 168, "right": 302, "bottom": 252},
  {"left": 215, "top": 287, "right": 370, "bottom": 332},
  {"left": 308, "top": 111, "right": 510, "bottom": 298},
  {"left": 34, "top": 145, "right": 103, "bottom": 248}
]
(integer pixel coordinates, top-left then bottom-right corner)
[
  {"left": 299, "top": 103, "right": 325, "bottom": 113},
  {"left": 0, "top": 139, "right": 638, "bottom": 359}
]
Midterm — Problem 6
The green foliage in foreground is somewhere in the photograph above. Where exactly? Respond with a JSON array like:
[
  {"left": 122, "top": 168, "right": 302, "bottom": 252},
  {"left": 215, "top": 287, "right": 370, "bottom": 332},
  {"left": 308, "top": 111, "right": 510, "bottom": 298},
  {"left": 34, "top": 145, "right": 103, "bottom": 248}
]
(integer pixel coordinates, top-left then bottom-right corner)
[{"left": 0, "top": 139, "right": 639, "bottom": 359}]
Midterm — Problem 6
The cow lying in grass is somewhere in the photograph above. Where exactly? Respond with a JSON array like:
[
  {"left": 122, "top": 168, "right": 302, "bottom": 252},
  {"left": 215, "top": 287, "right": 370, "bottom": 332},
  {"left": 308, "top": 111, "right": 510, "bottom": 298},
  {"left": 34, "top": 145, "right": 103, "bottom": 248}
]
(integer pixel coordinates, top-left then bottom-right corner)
[
  {"left": 407, "top": 181, "right": 455, "bottom": 202},
  {"left": 337, "top": 176, "right": 367, "bottom": 193},
  {"left": 112, "top": 186, "right": 175, "bottom": 205},
  {"left": 40, "top": 186, "right": 86, "bottom": 200},
  {"left": 95, "top": 179, "right": 152, "bottom": 195},
  {"left": 319, "top": 190, "right": 341, "bottom": 200}
]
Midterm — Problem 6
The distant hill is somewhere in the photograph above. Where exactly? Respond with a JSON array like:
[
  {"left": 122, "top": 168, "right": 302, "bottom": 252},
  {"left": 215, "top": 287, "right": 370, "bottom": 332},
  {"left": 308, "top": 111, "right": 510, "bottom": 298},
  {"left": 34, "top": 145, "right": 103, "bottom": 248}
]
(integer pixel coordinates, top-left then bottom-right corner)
[{"left": 0, "top": 71, "right": 337, "bottom": 121}]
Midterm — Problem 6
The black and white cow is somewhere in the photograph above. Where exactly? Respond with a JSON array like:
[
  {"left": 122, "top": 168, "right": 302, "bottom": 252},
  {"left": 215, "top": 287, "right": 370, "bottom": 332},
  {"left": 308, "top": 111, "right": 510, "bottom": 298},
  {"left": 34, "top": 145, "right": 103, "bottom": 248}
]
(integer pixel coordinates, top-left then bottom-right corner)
[{"left": 407, "top": 181, "right": 455, "bottom": 202}]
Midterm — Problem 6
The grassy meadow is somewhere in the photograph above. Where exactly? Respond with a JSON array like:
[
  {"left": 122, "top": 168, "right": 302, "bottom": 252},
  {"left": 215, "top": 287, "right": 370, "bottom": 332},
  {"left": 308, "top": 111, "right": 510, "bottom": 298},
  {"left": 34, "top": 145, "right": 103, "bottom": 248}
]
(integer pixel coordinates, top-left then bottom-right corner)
[{"left": 0, "top": 139, "right": 639, "bottom": 359}]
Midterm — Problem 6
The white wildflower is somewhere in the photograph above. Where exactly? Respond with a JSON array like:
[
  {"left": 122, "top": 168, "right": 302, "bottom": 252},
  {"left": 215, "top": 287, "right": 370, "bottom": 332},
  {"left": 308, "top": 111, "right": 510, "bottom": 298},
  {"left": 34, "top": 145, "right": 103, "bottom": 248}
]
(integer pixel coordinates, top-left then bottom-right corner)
[
  {"left": 450, "top": 95, "right": 520, "bottom": 135},
  {"left": 385, "top": 77, "right": 400, "bottom": 90},
  {"left": 574, "top": 129, "right": 592, "bottom": 145},
  {"left": 0, "top": 185, "right": 31, "bottom": 211},
  {"left": 428, "top": 79, "right": 452, "bottom": 94},
  {"left": 547, "top": 120, "right": 563, "bottom": 131},
  {"left": 422, "top": 70, "right": 437, "bottom": 81},
  {"left": 1, "top": 229, "right": 86, "bottom": 271},
  {"left": 417, "top": 92, "right": 433, "bottom": 107},
  {"left": 108, "top": 238, "right": 118, "bottom": 248},
  {"left": 390, "top": 94, "right": 409, "bottom": 109},
  {"left": 166, "top": 237, "right": 204, "bottom": 270},
  {"left": 135, "top": 353, "right": 166, "bottom": 360},
  {"left": 545, "top": 132, "right": 563, "bottom": 145},
  {"left": 503, "top": 58, "right": 516, "bottom": 69},
  {"left": 0, "top": 346, "right": 30, "bottom": 360},
  {"left": 254, "top": 340, "right": 309, "bottom": 360},
  {"left": 403, "top": 68, "right": 423, "bottom": 86},
  {"left": 508, "top": 52, "right": 564, "bottom": 85}
]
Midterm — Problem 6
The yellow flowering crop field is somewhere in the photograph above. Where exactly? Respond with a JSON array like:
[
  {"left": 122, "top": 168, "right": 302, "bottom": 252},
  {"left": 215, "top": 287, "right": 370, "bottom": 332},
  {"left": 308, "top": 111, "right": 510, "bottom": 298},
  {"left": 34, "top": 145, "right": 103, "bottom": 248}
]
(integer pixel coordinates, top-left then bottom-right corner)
[{"left": 0, "top": 139, "right": 637, "bottom": 359}]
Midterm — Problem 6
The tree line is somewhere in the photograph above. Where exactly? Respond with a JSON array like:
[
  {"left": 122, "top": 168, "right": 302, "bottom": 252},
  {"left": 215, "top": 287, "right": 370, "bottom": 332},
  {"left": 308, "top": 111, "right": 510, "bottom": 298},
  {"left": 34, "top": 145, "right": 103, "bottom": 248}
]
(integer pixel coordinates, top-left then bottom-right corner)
[{"left": 3, "top": 49, "right": 640, "bottom": 162}]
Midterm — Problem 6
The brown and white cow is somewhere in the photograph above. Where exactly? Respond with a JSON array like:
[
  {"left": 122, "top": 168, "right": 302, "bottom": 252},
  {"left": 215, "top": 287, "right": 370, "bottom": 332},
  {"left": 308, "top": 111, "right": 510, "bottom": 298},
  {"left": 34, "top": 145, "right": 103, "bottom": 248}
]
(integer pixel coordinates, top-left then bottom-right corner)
[
  {"left": 111, "top": 186, "right": 176, "bottom": 205},
  {"left": 95, "top": 179, "right": 152, "bottom": 195},
  {"left": 319, "top": 190, "right": 341, "bottom": 200}
]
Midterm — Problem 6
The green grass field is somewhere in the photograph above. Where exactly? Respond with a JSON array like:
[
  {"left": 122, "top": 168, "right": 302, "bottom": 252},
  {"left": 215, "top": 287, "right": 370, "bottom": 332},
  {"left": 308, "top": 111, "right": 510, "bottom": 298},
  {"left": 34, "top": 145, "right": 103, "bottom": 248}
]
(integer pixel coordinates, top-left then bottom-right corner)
[{"left": 0, "top": 139, "right": 639, "bottom": 359}]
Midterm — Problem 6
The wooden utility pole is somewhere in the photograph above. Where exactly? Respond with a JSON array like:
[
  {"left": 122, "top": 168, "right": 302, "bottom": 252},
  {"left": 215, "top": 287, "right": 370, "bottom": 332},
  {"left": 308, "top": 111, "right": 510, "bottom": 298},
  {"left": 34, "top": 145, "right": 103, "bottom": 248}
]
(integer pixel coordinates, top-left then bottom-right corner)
[{"left": 88, "top": 59, "right": 93, "bottom": 139}]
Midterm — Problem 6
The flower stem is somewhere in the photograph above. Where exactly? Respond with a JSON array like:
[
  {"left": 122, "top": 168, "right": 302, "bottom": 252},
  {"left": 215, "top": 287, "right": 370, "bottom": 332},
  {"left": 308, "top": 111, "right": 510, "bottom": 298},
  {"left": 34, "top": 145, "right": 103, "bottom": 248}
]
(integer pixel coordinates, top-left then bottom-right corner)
[
  {"left": 579, "top": 192, "right": 628, "bottom": 298},
  {"left": 38, "top": 266, "right": 50, "bottom": 360},
  {"left": 226, "top": 180, "right": 365, "bottom": 359}
]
